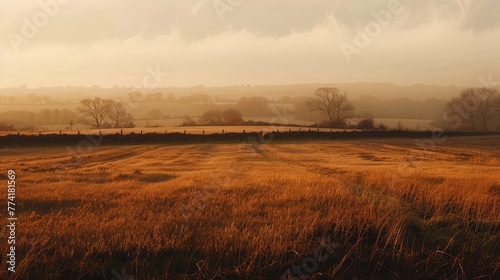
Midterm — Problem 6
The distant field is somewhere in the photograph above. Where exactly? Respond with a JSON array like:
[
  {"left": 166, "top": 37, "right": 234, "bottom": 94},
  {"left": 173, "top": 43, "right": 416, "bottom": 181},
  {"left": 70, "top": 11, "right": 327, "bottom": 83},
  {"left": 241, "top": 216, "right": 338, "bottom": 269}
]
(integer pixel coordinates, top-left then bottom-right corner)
[
  {"left": 0, "top": 102, "right": 437, "bottom": 131},
  {"left": 7, "top": 117, "right": 436, "bottom": 133},
  {"left": 0, "top": 136, "right": 498, "bottom": 279}
]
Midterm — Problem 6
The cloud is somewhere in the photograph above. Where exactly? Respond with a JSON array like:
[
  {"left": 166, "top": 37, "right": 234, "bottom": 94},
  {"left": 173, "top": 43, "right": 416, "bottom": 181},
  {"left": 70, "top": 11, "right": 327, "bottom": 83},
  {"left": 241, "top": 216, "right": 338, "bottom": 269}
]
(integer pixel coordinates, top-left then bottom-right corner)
[
  {"left": 0, "top": 0, "right": 499, "bottom": 87},
  {"left": 1, "top": 0, "right": 498, "bottom": 45}
]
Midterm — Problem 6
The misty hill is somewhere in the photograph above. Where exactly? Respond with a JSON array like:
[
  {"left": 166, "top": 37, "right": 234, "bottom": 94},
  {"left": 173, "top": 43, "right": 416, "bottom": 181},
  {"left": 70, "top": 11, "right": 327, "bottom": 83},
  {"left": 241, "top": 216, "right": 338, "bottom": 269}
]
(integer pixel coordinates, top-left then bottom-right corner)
[
  {"left": 1, "top": 83, "right": 494, "bottom": 130},
  {"left": 0, "top": 83, "right": 470, "bottom": 104}
]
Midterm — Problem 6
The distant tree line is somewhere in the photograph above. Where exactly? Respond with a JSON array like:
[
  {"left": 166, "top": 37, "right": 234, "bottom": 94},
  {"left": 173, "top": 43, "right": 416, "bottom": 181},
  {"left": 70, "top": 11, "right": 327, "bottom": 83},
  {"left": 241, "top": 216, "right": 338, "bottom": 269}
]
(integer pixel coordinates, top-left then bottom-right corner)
[
  {"left": 235, "top": 96, "right": 273, "bottom": 117},
  {"left": 2, "top": 87, "right": 499, "bottom": 132},
  {"left": 182, "top": 88, "right": 371, "bottom": 129},
  {"left": 0, "top": 109, "right": 78, "bottom": 125},
  {"left": 0, "top": 122, "right": 15, "bottom": 131},
  {"left": 0, "top": 95, "right": 17, "bottom": 104},
  {"left": 178, "top": 87, "right": 386, "bottom": 129},
  {"left": 125, "top": 92, "right": 213, "bottom": 103},
  {"left": 147, "top": 109, "right": 170, "bottom": 120}
]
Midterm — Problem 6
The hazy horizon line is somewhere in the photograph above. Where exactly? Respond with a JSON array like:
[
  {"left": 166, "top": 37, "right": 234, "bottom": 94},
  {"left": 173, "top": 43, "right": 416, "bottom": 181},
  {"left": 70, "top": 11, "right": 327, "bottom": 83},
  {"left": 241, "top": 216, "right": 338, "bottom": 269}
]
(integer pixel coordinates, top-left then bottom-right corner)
[{"left": 0, "top": 81, "right": 479, "bottom": 90}]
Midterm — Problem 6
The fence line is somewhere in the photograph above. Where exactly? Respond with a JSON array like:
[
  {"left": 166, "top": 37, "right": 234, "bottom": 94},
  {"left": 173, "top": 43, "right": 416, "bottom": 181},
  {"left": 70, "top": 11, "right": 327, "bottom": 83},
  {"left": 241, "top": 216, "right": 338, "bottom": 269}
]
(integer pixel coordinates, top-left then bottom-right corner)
[{"left": 0, "top": 130, "right": 498, "bottom": 147}]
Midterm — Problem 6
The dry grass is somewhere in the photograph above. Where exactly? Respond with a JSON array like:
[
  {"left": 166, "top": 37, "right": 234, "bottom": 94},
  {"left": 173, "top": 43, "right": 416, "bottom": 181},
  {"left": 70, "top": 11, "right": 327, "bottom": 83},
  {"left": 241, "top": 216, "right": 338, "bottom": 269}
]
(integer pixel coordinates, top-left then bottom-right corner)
[{"left": 0, "top": 136, "right": 499, "bottom": 279}]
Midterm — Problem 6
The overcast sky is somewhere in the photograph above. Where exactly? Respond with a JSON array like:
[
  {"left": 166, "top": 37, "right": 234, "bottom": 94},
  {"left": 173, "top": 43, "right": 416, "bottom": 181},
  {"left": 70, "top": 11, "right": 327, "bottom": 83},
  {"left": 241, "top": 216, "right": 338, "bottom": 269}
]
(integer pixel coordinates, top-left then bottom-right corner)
[{"left": 1, "top": 0, "right": 499, "bottom": 88}]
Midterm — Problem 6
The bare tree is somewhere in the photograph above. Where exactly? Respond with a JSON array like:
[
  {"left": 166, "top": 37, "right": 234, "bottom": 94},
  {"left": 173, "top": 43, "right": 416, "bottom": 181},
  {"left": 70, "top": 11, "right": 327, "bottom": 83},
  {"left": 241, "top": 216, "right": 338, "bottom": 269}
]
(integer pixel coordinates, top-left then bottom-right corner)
[
  {"left": 444, "top": 87, "right": 500, "bottom": 131},
  {"left": 220, "top": 108, "right": 244, "bottom": 125},
  {"left": 77, "top": 97, "right": 114, "bottom": 129},
  {"left": 307, "top": 88, "right": 355, "bottom": 126},
  {"left": 77, "top": 98, "right": 134, "bottom": 129},
  {"left": 199, "top": 109, "right": 244, "bottom": 125},
  {"left": 199, "top": 110, "right": 224, "bottom": 125},
  {"left": 109, "top": 101, "right": 135, "bottom": 128}
]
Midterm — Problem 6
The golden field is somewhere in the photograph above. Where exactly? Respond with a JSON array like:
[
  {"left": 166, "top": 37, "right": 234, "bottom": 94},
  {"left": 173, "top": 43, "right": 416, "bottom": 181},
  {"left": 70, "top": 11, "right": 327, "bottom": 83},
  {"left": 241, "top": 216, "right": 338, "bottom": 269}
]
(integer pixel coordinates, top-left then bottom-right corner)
[{"left": 0, "top": 136, "right": 499, "bottom": 279}]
